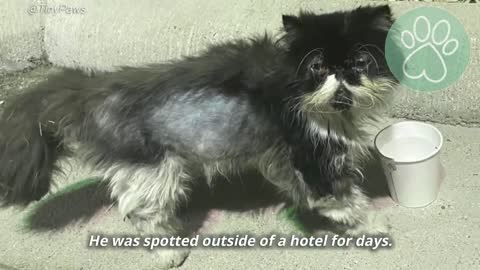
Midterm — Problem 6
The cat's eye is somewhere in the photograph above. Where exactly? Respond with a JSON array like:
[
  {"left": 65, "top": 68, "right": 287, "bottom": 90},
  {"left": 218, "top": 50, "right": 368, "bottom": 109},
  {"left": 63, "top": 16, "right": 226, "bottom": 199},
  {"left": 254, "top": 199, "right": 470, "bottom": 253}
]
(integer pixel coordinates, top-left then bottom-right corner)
[
  {"left": 353, "top": 54, "right": 371, "bottom": 72},
  {"left": 309, "top": 55, "right": 324, "bottom": 72},
  {"left": 310, "top": 63, "right": 322, "bottom": 71}
]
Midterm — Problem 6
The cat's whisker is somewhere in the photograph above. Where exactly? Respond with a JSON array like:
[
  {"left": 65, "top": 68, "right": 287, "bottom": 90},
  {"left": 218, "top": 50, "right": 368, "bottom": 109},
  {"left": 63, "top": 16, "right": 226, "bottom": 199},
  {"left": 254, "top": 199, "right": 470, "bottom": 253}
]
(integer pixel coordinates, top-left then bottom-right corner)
[
  {"left": 295, "top": 48, "right": 324, "bottom": 77},
  {"left": 357, "top": 43, "right": 386, "bottom": 57},
  {"left": 361, "top": 49, "right": 380, "bottom": 73}
]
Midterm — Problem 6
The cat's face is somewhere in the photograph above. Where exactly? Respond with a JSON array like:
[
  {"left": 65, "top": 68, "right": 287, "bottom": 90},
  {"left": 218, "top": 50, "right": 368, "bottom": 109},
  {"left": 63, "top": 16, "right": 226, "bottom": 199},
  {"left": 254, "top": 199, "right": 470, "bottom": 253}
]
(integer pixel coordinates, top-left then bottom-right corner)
[{"left": 283, "top": 5, "right": 397, "bottom": 115}]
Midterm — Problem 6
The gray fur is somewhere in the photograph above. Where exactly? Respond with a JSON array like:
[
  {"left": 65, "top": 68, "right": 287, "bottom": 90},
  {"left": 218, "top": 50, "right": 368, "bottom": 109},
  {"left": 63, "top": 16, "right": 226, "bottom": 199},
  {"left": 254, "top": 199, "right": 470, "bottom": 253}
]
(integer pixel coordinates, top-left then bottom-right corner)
[{"left": 0, "top": 6, "right": 397, "bottom": 268}]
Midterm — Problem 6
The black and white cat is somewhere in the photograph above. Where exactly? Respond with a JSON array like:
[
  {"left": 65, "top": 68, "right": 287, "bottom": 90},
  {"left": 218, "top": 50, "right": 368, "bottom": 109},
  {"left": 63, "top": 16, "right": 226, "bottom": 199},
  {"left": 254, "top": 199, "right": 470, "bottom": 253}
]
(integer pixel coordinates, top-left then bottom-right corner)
[{"left": 0, "top": 5, "right": 397, "bottom": 268}]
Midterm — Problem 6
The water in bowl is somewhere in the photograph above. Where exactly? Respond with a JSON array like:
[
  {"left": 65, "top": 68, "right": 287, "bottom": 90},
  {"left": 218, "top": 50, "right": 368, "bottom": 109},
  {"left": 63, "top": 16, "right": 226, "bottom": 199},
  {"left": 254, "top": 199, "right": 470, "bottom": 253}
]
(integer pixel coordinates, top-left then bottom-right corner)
[{"left": 381, "top": 137, "right": 438, "bottom": 163}]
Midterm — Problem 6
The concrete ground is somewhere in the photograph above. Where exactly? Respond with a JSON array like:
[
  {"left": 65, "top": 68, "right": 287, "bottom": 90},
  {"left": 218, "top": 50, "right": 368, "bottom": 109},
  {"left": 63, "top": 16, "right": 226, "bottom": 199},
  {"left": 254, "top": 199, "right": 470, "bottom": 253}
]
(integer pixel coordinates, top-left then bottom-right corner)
[{"left": 0, "top": 0, "right": 479, "bottom": 269}]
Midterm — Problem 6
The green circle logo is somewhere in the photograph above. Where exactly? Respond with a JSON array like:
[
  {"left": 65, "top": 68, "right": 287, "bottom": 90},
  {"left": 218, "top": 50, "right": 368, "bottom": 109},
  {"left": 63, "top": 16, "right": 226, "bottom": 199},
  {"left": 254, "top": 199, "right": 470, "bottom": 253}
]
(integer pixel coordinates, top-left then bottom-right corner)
[{"left": 385, "top": 7, "right": 470, "bottom": 92}]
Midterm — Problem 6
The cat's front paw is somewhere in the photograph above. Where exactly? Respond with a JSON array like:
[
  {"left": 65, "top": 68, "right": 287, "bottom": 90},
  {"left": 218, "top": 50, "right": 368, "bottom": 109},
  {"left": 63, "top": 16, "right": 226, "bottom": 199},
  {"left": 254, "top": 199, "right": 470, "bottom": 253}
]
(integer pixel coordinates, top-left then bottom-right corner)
[
  {"left": 344, "top": 213, "right": 390, "bottom": 236},
  {"left": 151, "top": 248, "right": 190, "bottom": 269}
]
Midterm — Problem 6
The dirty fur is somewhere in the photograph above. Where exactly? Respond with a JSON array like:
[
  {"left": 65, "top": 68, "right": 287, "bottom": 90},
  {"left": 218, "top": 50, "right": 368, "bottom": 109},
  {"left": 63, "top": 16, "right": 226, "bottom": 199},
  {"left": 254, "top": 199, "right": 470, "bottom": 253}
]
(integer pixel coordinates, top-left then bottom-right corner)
[{"left": 1, "top": 5, "right": 396, "bottom": 268}]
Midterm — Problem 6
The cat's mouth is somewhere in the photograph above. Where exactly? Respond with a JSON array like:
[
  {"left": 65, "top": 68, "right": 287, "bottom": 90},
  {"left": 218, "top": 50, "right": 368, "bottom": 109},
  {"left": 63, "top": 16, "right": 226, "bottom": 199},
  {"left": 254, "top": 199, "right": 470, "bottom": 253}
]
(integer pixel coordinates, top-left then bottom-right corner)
[
  {"left": 300, "top": 74, "right": 395, "bottom": 114},
  {"left": 331, "top": 85, "right": 353, "bottom": 111},
  {"left": 300, "top": 74, "right": 355, "bottom": 113}
]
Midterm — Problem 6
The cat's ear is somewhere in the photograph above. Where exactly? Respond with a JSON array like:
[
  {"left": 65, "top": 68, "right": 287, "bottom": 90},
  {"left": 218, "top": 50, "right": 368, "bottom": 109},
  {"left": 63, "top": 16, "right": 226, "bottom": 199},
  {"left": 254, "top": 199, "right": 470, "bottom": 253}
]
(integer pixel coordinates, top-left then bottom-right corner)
[
  {"left": 282, "top": 15, "right": 302, "bottom": 32},
  {"left": 371, "top": 5, "right": 394, "bottom": 31}
]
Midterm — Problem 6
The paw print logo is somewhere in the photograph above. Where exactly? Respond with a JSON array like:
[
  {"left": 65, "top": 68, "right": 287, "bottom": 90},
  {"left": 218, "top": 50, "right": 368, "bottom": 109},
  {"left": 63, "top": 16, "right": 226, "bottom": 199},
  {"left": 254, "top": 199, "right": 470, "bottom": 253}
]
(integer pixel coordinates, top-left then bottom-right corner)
[
  {"left": 385, "top": 7, "right": 469, "bottom": 92},
  {"left": 401, "top": 16, "right": 458, "bottom": 83}
]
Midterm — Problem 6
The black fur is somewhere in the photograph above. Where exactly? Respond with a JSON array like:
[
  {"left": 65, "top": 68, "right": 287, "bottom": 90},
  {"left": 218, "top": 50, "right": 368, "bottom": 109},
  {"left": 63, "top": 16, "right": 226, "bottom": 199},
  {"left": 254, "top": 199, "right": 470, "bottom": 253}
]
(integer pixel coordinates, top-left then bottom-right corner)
[{"left": 0, "top": 5, "right": 395, "bottom": 206}]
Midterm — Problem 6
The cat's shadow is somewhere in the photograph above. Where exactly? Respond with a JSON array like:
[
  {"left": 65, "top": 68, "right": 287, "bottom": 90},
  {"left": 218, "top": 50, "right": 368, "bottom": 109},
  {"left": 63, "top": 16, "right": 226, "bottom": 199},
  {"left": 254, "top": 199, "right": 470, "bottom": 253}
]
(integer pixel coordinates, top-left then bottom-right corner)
[
  {"left": 25, "top": 148, "right": 390, "bottom": 234},
  {"left": 293, "top": 148, "right": 392, "bottom": 233}
]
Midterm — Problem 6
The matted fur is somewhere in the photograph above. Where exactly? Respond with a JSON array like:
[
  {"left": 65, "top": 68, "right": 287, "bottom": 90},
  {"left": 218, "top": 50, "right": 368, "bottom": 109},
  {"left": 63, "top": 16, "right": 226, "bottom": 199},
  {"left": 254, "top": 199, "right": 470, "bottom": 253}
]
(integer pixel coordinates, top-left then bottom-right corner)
[
  {"left": 1, "top": 5, "right": 397, "bottom": 268},
  {"left": 104, "top": 153, "right": 191, "bottom": 228}
]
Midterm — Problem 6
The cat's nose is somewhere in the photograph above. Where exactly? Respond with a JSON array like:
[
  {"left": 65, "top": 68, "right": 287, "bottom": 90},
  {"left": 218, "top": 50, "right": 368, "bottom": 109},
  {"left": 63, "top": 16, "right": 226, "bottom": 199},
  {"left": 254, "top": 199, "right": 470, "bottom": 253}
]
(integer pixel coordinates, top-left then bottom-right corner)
[
  {"left": 334, "top": 68, "right": 344, "bottom": 81},
  {"left": 332, "top": 85, "right": 353, "bottom": 111}
]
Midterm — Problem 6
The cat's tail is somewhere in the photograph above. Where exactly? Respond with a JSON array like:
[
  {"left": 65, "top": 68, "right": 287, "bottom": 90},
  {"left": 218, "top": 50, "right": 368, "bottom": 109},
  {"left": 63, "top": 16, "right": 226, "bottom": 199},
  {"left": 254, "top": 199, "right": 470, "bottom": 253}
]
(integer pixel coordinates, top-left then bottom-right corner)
[{"left": 0, "top": 69, "right": 108, "bottom": 206}]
